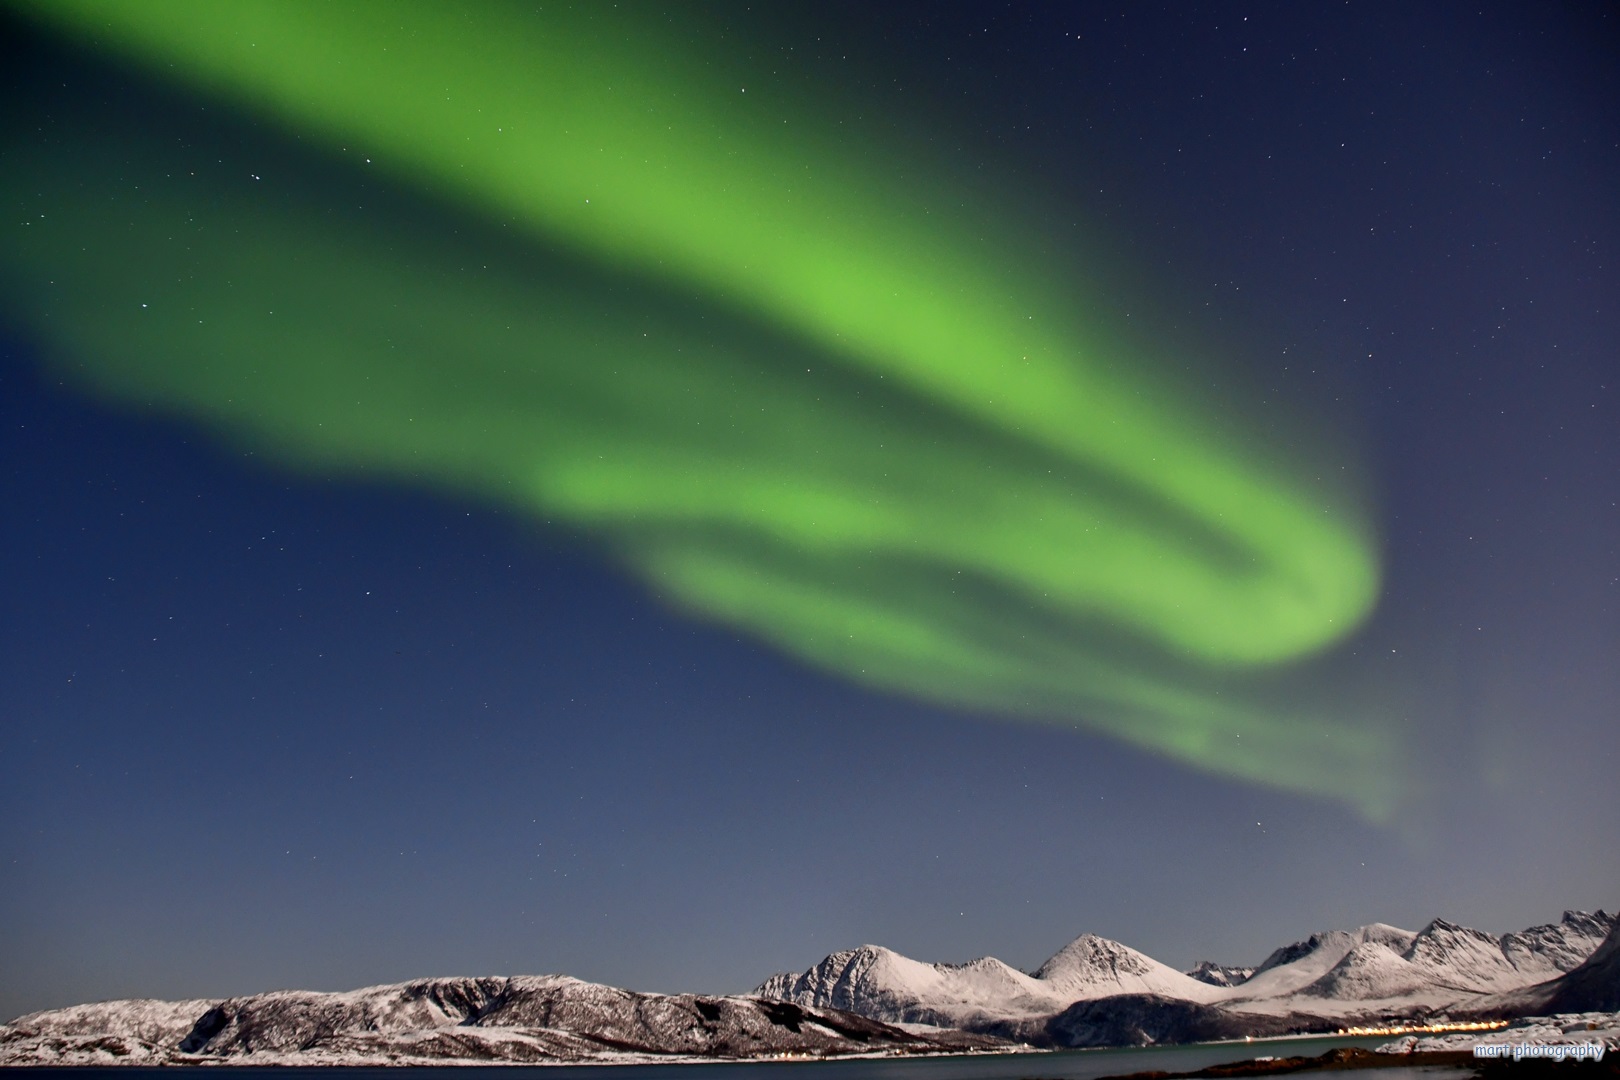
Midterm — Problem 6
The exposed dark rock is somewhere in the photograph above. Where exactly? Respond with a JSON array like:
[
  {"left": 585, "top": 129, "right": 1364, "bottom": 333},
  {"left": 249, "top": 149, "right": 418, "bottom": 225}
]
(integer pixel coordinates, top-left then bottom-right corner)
[
  {"left": 1042, "top": 993, "right": 1338, "bottom": 1048},
  {"left": 177, "top": 1005, "right": 228, "bottom": 1053},
  {"left": 1188, "top": 962, "right": 1257, "bottom": 988}
]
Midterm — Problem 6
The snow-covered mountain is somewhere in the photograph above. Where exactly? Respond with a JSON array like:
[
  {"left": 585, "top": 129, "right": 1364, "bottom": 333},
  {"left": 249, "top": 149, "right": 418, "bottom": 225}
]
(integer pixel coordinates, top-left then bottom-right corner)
[
  {"left": 0, "top": 997, "right": 216, "bottom": 1052},
  {"left": 7, "top": 908, "right": 1611, "bottom": 1061},
  {"left": 1034, "top": 934, "right": 1230, "bottom": 1004},
  {"left": 1227, "top": 923, "right": 1419, "bottom": 1003},
  {"left": 753, "top": 945, "right": 1070, "bottom": 1029},
  {"left": 754, "top": 934, "right": 1228, "bottom": 1032},
  {"left": 0, "top": 976, "right": 1007, "bottom": 1066},
  {"left": 757, "top": 909, "right": 1616, "bottom": 1044},
  {"left": 1463, "top": 916, "right": 1620, "bottom": 1019},
  {"left": 1222, "top": 910, "right": 1616, "bottom": 1014},
  {"left": 1501, "top": 909, "right": 1617, "bottom": 983},
  {"left": 1544, "top": 916, "right": 1620, "bottom": 1013}
]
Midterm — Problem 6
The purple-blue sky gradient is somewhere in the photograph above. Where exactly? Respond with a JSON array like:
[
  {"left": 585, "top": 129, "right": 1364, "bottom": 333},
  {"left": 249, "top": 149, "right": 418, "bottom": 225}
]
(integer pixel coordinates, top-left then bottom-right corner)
[{"left": 2, "top": 2, "right": 1616, "bottom": 1022}]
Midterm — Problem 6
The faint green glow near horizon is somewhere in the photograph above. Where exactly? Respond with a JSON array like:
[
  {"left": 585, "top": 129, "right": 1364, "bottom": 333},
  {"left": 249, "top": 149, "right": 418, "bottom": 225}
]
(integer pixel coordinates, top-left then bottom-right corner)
[{"left": 1, "top": 0, "right": 1398, "bottom": 813}]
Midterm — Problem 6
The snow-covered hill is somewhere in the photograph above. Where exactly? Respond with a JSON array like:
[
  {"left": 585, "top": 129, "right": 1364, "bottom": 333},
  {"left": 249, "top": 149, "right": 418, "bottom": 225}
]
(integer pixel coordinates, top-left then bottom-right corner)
[
  {"left": 1035, "top": 934, "right": 1230, "bottom": 1004},
  {"left": 1221, "top": 910, "right": 1615, "bottom": 1016},
  {"left": 753, "top": 933, "right": 1230, "bottom": 1032},
  {"left": 753, "top": 945, "right": 1070, "bottom": 1029},
  {"left": 0, "top": 976, "right": 1008, "bottom": 1066},
  {"left": 0, "top": 997, "right": 216, "bottom": 1049},
  {"left": 757, "top": 909, "right": 1616, "bottom": 1043},
  {"left": 1502, "top": 910, "right": 1618, "bottom": 984},
  {"left": 1541, "top": 916, "right": 1620, "bottom": 1014},
  {"left": 1461, "top": 916, "right": 1620, "bottom": 1019},
  {"left": 7, "top": 907, "right": 1611, "bottom": 1061}
]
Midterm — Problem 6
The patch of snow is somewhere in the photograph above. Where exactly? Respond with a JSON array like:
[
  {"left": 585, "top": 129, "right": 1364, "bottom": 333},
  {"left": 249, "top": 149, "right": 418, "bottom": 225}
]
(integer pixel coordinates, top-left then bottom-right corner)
[{"left": 1377, "top": 1011, "right": 1620, "bottom": 1055}]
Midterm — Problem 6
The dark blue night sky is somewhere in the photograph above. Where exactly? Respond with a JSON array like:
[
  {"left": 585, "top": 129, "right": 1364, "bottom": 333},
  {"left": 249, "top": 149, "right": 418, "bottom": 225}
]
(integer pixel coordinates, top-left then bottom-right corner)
[{"left": 2, "top": 2, "right": 1616, "bottom": 1022}]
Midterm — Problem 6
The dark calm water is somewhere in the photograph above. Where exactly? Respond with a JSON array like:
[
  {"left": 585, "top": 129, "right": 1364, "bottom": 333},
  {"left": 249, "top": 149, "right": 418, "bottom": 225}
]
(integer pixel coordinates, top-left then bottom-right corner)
[{"left": 0, "top": 1035, "right": 1475, "bottom": 1080}]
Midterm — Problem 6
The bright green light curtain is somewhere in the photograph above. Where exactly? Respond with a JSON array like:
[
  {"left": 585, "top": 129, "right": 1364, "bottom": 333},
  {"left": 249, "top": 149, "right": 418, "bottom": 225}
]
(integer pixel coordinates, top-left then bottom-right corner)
[{"left": 1, "top": 1, "right": 1394, "bottom": 811}]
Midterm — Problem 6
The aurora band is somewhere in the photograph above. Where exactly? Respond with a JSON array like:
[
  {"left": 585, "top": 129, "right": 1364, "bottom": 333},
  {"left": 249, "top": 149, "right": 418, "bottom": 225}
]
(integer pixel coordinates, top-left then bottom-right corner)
[{"left": 0, "top": 1, "right": 1397, "bottom": 812}]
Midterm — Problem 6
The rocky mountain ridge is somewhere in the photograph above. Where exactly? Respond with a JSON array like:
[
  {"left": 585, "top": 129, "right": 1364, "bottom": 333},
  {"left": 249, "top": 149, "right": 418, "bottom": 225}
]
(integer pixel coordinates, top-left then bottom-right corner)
[
  {"left": 5, "top": 908, "right": 1612, "bottom": 1063},
  {"left": 0, "top": 976, "right": 1006, "bottom": 1066},
  {"left": 756, "top": 909, "right": 1617, "bottom": 1045}
]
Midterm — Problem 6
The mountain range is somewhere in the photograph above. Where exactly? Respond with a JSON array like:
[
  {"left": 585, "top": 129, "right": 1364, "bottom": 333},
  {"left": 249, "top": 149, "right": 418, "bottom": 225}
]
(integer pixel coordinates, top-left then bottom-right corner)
[
  {"left": 756, "top": 910, "right": 1618, "bottom": 1046},
  {"left": 3, "top": 908, "right": 1613, "bottom": 1063},
  {"left": 0, "top": 976, "right": 1002, "bottom": 1066}
]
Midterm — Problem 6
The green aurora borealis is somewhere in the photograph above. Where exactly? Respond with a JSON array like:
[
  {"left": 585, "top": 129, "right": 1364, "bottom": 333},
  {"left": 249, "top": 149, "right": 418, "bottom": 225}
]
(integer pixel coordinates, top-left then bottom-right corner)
[{"left": 2, "top": 2, "right": 1395, "bottom": 810}]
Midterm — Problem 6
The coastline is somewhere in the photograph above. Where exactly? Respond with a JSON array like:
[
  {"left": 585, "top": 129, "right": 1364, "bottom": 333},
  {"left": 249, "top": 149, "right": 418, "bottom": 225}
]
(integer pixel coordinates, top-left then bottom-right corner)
[{"left": 1094, "top": 1045, "right": 1616, "bottom": 1080}]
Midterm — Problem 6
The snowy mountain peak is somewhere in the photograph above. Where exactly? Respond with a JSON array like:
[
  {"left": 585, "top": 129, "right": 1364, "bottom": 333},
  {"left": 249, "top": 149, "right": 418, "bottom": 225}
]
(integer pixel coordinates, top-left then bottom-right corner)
[
  {"left": 1402, "top": 909, "right": 1616, "bottom": 994},
  {"left": 1034, "top": 935, "right": 1148, "bottom": 980},
  {"left": 13, "top": 907, "right": 1612, "bottom": 1065},
  {"left": 757, "top": 928, "right": 1240, "bottom": 1033},
  {"left": 1359, "top": 923, "right": 1420, "bottom": 949},
  {"left": 1300, "top": 940, "right": 1442, "bottom": 1001},
  {"left": 1402, "top": 918, "right": 1520, "bottom": 991},
  {"left": 950, "top": 956, "right": 1036, "bottom": 986},
  {"left": 758, "top": 911, "right": 1618, "bottom": 1035},
  {"left": 756, "top": 942, "right": 1064, "bottom": 1028},
  {"left": 1225, "top": 912, "right": 1615, "bottom": 1011},
  {"left": 1500, "top": 910, "right": 1616, "bottom": 980},
  {"left": 1236, "top": 929, "right": 1374, "bottom": 1001},
  {"left": 1031, "top": 934, "right": 1229, "bottom": 1004}
]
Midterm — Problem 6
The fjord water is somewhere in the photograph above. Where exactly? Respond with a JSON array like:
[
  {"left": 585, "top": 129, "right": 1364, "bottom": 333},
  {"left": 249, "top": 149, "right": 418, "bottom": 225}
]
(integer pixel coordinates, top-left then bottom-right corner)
[{"left": 14, "top": 1035, "right": 1472, "bottom": 1080}]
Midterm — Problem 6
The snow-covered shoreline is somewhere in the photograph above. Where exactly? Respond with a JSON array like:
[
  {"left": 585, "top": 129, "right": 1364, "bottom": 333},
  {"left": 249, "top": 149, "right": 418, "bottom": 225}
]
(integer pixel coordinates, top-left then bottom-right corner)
[{"left": 1376, "top": 1011, "right": 1620, "bottom": 1056}]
